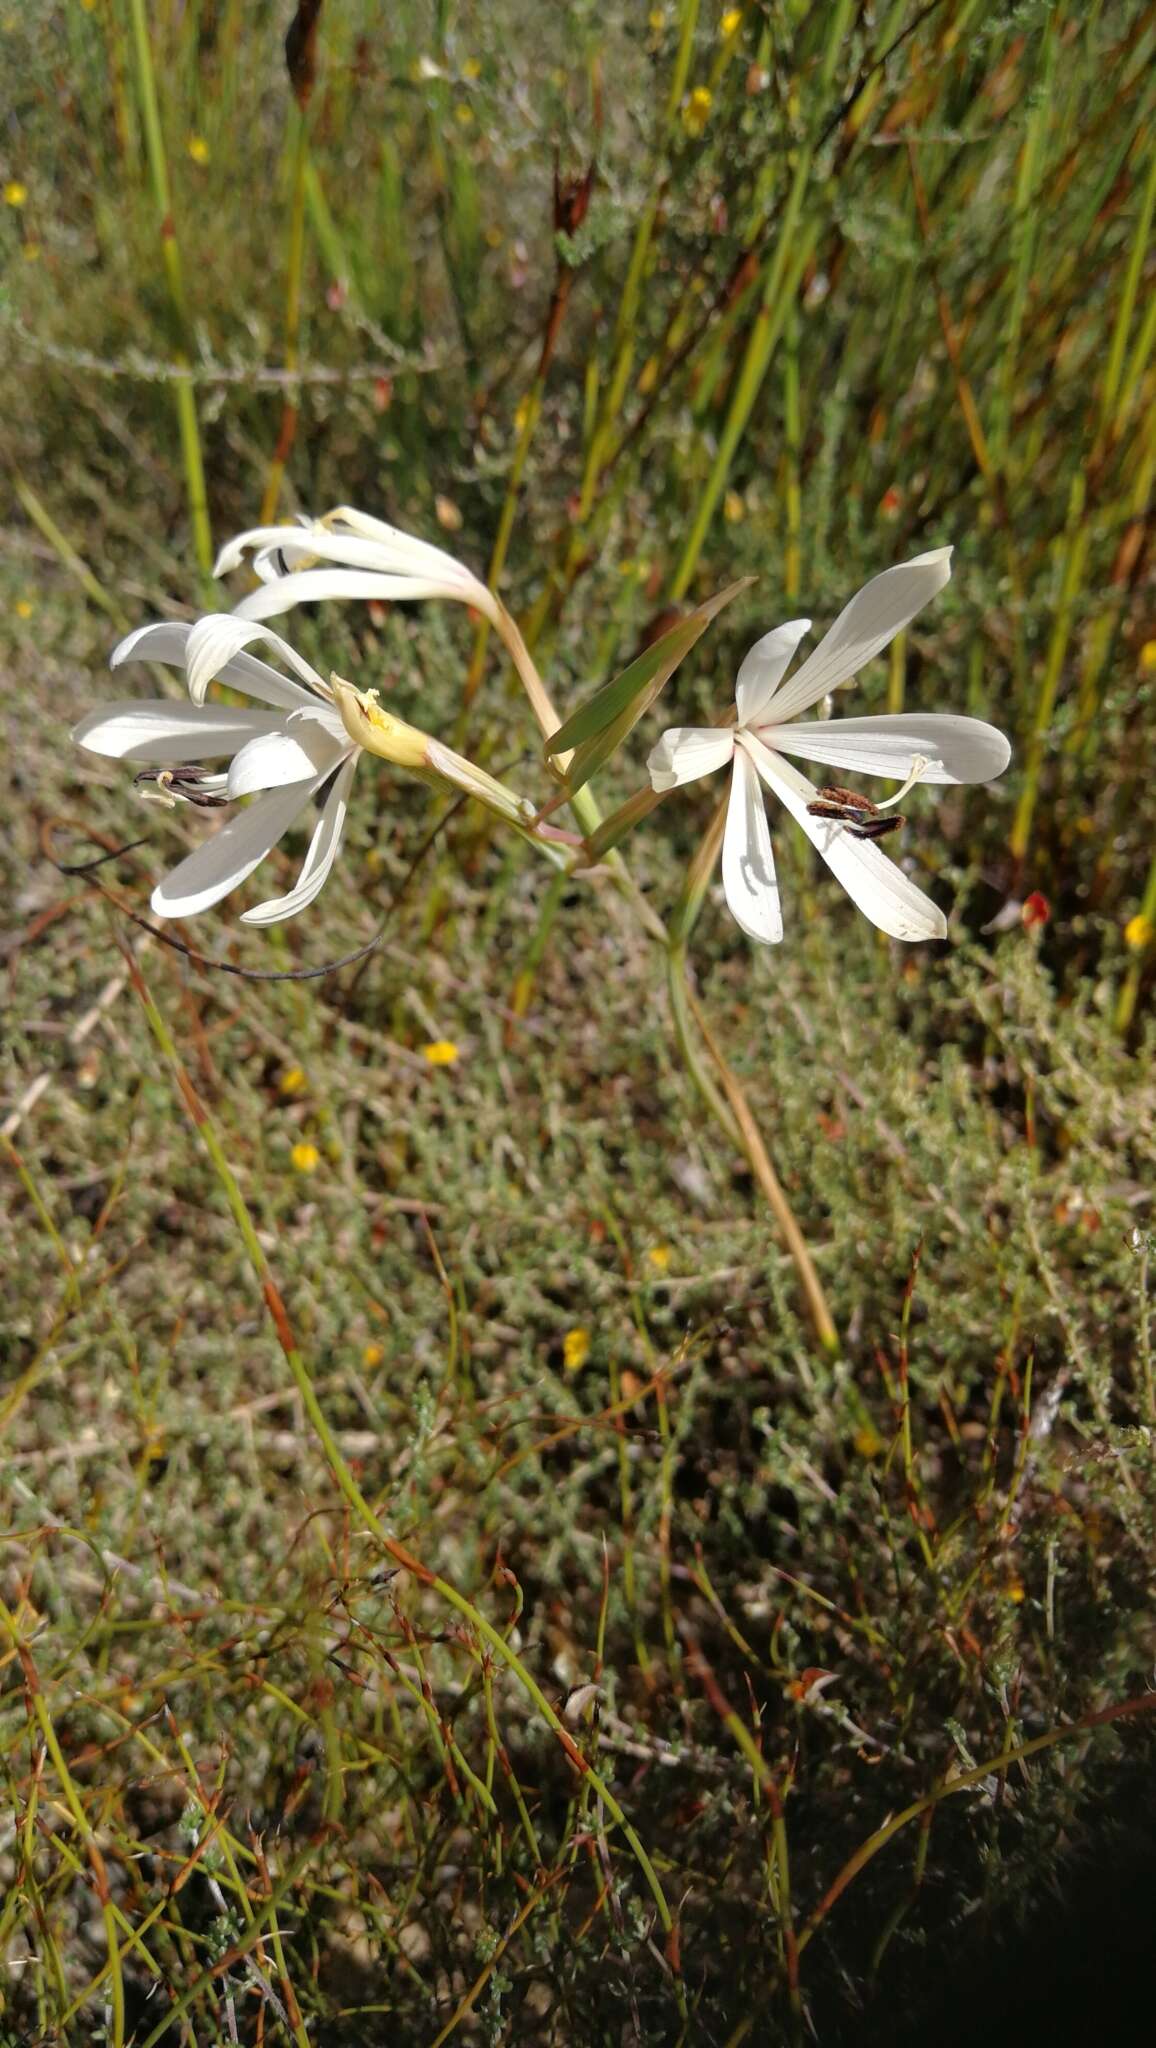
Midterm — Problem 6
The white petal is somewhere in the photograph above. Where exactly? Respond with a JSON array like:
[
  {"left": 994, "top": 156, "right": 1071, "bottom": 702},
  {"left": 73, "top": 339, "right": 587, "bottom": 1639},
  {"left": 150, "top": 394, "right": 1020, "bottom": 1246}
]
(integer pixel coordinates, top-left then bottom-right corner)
[
  {"left": 763, "top": 550, "right": 953, "bottom": 724},
  {"left": 214, "top": 522, "right": 317, "bottom": 577},
  {"left": 721, "top": 748, "right": 783, "bottom": 944},
  {"left": 647, "top": 727, "right": 735, "bottom": 792},
  {"left": 72, "top": 701, "right": 281, "bottom": 764},
  {"left": 326, "top": 505, "right": 481, "bottom": 582},
  {"left": 734, "top": 618, "right": 812, "bottom": 725},
  {"left": 185, "top": 615, "right": 326, "bottom": 708},
  {"left": 764, "top": 712, "right": 1011, "bottom": 785},
  {"left": 216, "top": 512, "right": 475, "bottom": 589},
  {"left": 150, "top": 778, "right": 322, "bottom": 919},
  {"left": 111, "top": 621, "right": 194, "bottom": 669},
  {"left": 247, "top": 528, "right": 476, "bottom": 593},
  {"left": 231, "top": 567, "right": 490, "bottom": 625},
  {"left": 742, "top": 734, "right": 947, "bottom": 942},
  {"left": 112, "top": 618, "right": 315, "bottom": 713},
  {"left": 241, "top": 757, "right": 357, "bottom": 925},
  {"left": 226, "top": 719, "right": 350, "bottom": 798}
]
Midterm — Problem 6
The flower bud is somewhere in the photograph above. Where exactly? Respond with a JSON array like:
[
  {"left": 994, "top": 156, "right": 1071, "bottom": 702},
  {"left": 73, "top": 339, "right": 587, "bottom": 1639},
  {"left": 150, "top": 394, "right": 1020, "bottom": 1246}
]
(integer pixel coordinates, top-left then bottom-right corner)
[{"left": 330, "top": 679, "right": 431, "bottom": 768}]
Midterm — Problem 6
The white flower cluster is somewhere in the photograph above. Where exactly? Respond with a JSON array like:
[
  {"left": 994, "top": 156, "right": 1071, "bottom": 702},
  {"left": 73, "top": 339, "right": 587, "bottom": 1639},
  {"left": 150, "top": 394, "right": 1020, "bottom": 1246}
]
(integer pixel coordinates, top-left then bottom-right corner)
[{"left": 74, "top": 510, "right": 1009, "bottom": 942}]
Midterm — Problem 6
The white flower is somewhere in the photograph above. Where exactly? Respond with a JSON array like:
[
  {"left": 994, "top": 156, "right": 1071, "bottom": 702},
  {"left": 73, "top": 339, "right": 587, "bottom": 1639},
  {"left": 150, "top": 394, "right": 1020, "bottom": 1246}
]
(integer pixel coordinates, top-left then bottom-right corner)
[
  {"left": 72, "top": 617, "right": 361, "bottom": 925},
  {"left": 213, "top": 504, "right": 560, "bottom": 741},
  {"left": 647, "top": 549, "right": 1011, "bottom": 944},
  {"left": 212, "top": 504, "right": 501, "bottom": 629}
]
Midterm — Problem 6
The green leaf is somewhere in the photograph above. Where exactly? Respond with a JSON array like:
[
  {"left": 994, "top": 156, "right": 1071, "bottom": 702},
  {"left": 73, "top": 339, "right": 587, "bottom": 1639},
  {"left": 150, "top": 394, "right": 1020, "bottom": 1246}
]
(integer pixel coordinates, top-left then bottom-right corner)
[{"left": 545, "top": 577, "right": 753, "bottom": 796}]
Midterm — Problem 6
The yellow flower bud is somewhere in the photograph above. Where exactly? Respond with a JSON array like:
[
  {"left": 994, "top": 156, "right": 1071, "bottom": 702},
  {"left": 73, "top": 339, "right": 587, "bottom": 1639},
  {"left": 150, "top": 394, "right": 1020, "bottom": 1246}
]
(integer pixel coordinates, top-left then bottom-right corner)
[{"left": 331, "top": 679, "right": 432, "bottom": 768}]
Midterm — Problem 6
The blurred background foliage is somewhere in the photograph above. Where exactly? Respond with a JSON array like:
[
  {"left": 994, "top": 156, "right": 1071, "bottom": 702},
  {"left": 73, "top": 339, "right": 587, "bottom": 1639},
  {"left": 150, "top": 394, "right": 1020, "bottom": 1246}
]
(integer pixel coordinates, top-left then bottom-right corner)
[{"left": 2, "top": 2, "right": 1155, "bottom": 2042}]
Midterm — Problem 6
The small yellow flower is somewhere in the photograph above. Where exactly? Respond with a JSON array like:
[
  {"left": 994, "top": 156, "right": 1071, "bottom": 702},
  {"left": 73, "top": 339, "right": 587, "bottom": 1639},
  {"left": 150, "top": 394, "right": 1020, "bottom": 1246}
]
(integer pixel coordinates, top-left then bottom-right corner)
[
  {"left": 563, "top": 1327, "right": 591, "bottom": 1371},
  {"left": 22, "top": 241, "right": 40, "bottom": 261},
  {"left": 682, "top": 87, "right": 712, "bottom": 138},
  {"left": 280, "top": 1065, "right": 307, "bottom": 1095},
  {"left": 4, "top": 180, "right": 27, "bottom": 207},
  {"left": 291, "top": 1141, "right": 321, "bottom": 1174},
  {"left": 15, "top": 597, "right": 33, "bottom": 619},
  {"left": 187, "top": 134, "right": 210, "bottom": 165},
  {"left": 1124, "top": 913, "right": 1154, "bottom": 951},
  {"left": 720, "top": 7, "right": 743, "bottom": 36},
  {"left": 462, "top": 57, "right": 482, "bottom": 80},
  {"left": 422, "top": 1039, "right": 460, "bottom": 1066},
  {"left": 724, "top": 489, "right": 745, "bottom": 523},
  {"left": 853, "top": 1424, "right": 884, "bottom": 1459},
  {"left": 1005, "top": 1579, "right": 1026, "bottom": 1604},
  {"left": 485, "top": 224, "right": 503, "bottom": 248},
  {"left": 646, "top": 1244, "right": 671, "bottom": 1272},
  {"left": 1140, "top": 640, "right": 1156, "bottom": 674},
  {"left": 454, "top": 101, "right": 473, "bottom": 125},
  {"left": 648, "top": 8, "right": 665, "bottom": 28},
  {"left": 362, "top": 1341, "right": 385, "bottom": 1369}
]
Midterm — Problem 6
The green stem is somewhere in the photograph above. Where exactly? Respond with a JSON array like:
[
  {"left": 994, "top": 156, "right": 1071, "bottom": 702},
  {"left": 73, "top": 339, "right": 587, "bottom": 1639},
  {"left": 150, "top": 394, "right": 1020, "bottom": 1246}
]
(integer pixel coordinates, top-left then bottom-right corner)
[
  {"left": 670, "top": 202, "right": 818, "bottom": 599},
  {"left": 260, "top": 105, "right": 311, "bottom": 524},
  {"left": 1115, "top": 844, "right": 1156, "bottom": 1032},
  {"left": 12, "top": 473, "right": 128, "bottom": 628},
  {"left": 1010, "top": 471, "right": 1089, "bottom": 863},
  {"left": 1099, "top": 136, "right": 1156, "bottom": 433},
  {"left": 492, "top": 617, "right": 836, "bottom": 1348},
  {"left": 126, "top": 0, "right": 213, "bottom": 581},
  {"left": 663, "top": 798, "right": 839, "bottom": 1350}
]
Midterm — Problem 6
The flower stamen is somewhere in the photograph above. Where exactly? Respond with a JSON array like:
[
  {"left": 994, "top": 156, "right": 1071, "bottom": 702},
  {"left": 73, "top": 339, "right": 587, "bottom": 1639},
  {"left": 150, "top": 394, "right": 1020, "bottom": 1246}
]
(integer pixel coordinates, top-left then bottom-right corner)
[
  {"left": 805, "top": 756, "right": 930, "bottom": 840},
  {"left": 874, "top": 754, "right": 931, "bottom": 810},
  {"left": 133, "top": 767, "right": 230, "bottom": 810},
  {"left": 806, "top": 786, "right": 906, "bottom": 841}
]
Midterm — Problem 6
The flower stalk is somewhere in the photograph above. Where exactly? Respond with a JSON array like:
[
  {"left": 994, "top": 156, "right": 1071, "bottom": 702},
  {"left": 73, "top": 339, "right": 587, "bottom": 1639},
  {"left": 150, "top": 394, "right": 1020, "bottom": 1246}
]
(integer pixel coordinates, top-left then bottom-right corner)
[
  {"left": 666, "top": 796, "right": 839, "bottom": 1352},
  {"left": 331, "top": 677, "right": 571, "bottom": 866}
]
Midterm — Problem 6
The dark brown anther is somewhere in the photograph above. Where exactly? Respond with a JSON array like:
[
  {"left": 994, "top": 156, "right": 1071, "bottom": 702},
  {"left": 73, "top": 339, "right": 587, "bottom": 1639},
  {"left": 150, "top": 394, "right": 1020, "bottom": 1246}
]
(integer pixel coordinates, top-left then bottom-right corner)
[
  {"left": 806, "top": 785, "right": 905, "bottom": 840},
  {"left": 134, "top": 767, "right": 229, "bottom": 810},
  {"left": 848, "top": 814, "right": 904, "bottom": 841},
  {"left": 812, "top": 785, "right": 875, "bottom": 813}
]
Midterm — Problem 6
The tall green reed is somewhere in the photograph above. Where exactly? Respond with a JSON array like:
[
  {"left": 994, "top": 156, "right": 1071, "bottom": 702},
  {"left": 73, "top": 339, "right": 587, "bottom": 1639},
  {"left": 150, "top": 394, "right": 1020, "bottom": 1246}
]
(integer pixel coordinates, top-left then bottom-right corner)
[{"left": 125, "top": 0, "right": 213, "bottom": 583}]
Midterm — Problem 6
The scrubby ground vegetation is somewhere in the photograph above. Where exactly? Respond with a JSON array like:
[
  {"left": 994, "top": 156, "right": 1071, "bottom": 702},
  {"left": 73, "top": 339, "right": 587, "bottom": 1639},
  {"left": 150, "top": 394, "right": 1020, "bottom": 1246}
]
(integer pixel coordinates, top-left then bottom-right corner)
[{"left": 2, "top": 2, "right": 1155, "bottom": 2041}]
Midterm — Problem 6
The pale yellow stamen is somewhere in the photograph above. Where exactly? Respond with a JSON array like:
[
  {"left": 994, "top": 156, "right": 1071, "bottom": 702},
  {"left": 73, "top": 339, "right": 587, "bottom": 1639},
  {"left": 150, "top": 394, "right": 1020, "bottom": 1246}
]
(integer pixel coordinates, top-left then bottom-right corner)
[{"left": 875, "top": 754, "right": 930, "bottom": 810}]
